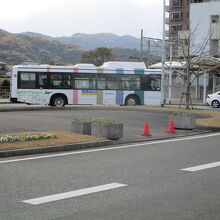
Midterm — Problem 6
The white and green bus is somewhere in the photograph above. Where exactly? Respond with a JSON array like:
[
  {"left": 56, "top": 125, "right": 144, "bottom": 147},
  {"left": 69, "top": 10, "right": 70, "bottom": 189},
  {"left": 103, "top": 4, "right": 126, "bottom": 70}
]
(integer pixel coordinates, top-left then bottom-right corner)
[{"left": 10, "top": 61, "right": 161, "bottom": 107}]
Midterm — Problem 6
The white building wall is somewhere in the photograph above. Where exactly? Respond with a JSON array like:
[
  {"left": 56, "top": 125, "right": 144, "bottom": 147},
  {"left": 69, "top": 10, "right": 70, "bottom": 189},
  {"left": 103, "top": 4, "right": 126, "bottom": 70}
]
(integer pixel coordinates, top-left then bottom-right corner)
[{"left": 190, "top": 1, "right": 220, "bottom": 56}]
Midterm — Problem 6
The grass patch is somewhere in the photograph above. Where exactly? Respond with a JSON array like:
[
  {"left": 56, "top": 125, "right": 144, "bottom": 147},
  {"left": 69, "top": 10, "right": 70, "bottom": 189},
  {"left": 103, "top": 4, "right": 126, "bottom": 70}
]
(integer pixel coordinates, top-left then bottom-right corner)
[
  {"left": 93, "top": 105, "right": 220, "bottom": 128},
  {"left": 0, "top": 131, "right": 103, "bottom": 151},
  {"left": 124, "top": 106, "right": 220, "bottom": 128}
]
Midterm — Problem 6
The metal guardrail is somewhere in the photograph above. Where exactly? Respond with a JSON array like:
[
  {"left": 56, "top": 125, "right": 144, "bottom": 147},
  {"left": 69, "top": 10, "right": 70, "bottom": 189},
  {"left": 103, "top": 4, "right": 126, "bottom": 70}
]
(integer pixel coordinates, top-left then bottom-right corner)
[{"left": 216, "top": 84, "right": 220, "bottom": 91}]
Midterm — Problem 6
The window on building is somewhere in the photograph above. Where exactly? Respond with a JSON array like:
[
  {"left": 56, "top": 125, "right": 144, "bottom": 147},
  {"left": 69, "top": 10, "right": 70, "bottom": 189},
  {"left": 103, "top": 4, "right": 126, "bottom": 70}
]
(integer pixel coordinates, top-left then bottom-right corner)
[
  {"left": 190, "top": 0, "right": 203, "bottom": 3},
  {"left": 172, "top": 0, "right": 182, "bottom": 7},
  {"left": 169, "top": 37, "right": 178, "bottom": 44},
  {"left": 171, "top": 12, "right": 182, "bottom": 20},
  {"left": 171, "top": 25, "right": 182, "bottom": 33},
  {"left": 211, "top": 15, "right": 219, "bottom": 24}
]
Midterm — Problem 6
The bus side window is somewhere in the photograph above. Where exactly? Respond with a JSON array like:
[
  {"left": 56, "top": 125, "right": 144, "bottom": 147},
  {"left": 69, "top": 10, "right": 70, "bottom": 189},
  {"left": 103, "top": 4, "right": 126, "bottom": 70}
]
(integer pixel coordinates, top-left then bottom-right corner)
[
  {"left": 97, "top": 78, "right": 105, "bottom": 89},
  {"left": 19, "top": 72, "right": 36, "bottom": 89},
  {"left": 39, "top": 74, "right": 48, "bottom": 89},
  {"left": 61, "top": 74, "right": 71, "bottom": 89},
  {"left": 50, "top": 73, "right": 71, "bottom": 89},
  {"left": 130, "top": 75, "right": 140, "bottom": 90},
  {"left": 121, "top": 76, "right": 130, "bottom": 90},
  {"left": 105, "top": 75, "right": 119, "bottom": 90},
  {"left": 149, "top": 75, "right": 161, "bottom": 91},
  {"left": 141, "top": 76, "right": 153, "bottom": 91}
]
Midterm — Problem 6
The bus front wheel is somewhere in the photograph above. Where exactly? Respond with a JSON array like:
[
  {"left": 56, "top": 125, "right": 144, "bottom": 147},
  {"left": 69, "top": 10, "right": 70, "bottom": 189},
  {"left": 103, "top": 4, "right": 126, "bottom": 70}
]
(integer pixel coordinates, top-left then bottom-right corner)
[
  {"left": 50, "top": 95, "right": 66, "bottom": 107},
  {"left": 125, "top": 95, "right": 139, "bottom": 106}
]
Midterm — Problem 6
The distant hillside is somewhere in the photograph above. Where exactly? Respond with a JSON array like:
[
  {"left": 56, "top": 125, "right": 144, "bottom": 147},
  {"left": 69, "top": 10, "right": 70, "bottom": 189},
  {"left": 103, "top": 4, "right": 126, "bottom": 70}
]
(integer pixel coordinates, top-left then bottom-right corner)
[
  {"left": 21, "top": 32, "right": 140, "bottom": 50},
  {"left": 0, "top": 29, "right": 161, "bottom": 65},
  {"left": 0, "top": 29, "right": 83, "bottom": 65}
]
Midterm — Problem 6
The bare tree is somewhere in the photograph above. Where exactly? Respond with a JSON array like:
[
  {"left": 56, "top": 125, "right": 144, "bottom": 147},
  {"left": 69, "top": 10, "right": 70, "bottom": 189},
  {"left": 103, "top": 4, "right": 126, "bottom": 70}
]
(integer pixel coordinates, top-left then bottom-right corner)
[{"left": 168, "top": 27, "right": 212, "bottom": 109}]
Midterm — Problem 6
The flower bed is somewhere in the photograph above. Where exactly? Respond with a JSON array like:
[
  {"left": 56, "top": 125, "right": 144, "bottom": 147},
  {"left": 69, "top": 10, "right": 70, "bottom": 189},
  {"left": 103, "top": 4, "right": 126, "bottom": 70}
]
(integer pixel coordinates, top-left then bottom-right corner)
[{"left": 0, "top": 133, "right": 56, "bottom": 144}]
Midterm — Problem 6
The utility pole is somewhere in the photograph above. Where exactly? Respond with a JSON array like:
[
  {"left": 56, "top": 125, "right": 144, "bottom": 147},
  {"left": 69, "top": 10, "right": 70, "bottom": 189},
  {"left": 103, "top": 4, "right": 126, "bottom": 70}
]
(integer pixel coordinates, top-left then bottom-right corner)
[
  {"left": 140, "top": 29, "right": 144, "bottom": 62},
  {"left": 161, "top": 0, "right": 166, "bottom": 107},
  {"left": 168, "top": 42, "right": 174, "bottom": 104}
]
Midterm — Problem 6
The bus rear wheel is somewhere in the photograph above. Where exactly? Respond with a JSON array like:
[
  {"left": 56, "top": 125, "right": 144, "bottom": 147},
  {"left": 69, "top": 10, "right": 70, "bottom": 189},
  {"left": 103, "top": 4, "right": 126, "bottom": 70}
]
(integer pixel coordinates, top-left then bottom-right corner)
[
  {"left": 50, "top": 95, "right": 66, "bottom": 107},
  {"left": 125, "top": 95, "right": 139, "bottom": 106}
]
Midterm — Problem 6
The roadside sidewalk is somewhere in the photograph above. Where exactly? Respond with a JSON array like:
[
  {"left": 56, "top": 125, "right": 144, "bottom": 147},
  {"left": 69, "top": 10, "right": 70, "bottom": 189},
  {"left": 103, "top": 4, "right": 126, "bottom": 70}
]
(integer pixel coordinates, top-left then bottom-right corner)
[
  {"left": 0, "top": 98, "right": 211, "bottom": 110},
  {"left": 0, "top": 98, "right": 10, "bottom": 104}
]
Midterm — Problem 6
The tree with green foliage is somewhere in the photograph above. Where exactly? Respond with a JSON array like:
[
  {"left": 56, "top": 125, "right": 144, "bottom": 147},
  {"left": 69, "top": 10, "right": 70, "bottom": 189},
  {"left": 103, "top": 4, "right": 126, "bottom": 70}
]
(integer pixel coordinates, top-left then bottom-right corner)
[{"left": 80, "top": 47, "right": 113, "bottom": 66}]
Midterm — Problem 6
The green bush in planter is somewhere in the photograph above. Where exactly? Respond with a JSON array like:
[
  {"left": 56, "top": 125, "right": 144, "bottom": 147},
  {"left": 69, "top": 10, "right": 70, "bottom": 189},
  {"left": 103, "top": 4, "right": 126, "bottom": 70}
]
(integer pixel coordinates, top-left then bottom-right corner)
[
  {"left": 73, "top": 117, "right": 120, "bottom": 124},
  {"left": 169, "top": 112, "right": 196, "bottom": 129},
  {"left": 171, "top": 112, "right": 195, "bottom": 118}
]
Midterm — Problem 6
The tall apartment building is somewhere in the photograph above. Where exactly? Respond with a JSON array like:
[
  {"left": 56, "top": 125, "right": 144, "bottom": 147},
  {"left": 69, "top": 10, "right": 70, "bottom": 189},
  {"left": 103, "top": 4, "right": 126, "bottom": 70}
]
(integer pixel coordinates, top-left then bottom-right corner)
[
  {"left": 166, "top": 0, "right": 209, "bottom": 56},
  {"left": 190, "top": 0, "right": 220, "bottom": 56}
]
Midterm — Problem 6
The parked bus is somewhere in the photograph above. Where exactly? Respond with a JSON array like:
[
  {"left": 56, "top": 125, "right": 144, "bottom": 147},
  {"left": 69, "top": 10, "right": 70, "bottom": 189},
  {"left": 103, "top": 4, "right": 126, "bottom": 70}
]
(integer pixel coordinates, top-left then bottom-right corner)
[{"left": 10, "top": 62, "right": 161, "bottom": 107}]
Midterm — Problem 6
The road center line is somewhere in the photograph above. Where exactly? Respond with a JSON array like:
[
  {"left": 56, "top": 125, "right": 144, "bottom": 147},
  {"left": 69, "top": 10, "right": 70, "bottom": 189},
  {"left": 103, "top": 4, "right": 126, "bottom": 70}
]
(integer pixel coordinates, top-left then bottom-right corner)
[
  {"left": 182, "top": 161, "right": 220, "bottom": 172},
  {"left": 22, "top": 183, "right": 127, "bottom": 205},
  {"left": 1, "top": 132, "right": 220, "bottom": 164}
]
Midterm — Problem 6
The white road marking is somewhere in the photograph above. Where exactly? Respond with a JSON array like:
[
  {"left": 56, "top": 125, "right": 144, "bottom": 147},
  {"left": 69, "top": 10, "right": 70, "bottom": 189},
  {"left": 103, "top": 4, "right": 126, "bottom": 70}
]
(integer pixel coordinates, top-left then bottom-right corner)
[
  {"left": 182, "top": 161, "right": 220, "bottom": 172},
  {"left": 1, "top": 132, "right": 220, "bottom": 164},
  {"left": 22, "top": 183, "right": 127, "bottom": 205}
]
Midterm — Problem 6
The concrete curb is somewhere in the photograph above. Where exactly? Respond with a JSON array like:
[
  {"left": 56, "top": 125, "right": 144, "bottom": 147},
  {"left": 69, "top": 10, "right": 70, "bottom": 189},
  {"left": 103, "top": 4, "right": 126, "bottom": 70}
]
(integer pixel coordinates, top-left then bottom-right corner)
[
  {"left": 0, "top": 140, "right": 113, "bottom": 158},
  {"left": 0, "top": 105, "right": 211, "bottom": 114},
  {"left": 0, "top": 106, "right": 52, "bottom": 112},
  {"left": 112, "top": 129, "right": 213, "bottom": 145},
  {"left": 196, "top": 125, "right": 220, "bottom": 131},
  {"left": 0, "top": 129, "right": 215, "bottom": 158}
]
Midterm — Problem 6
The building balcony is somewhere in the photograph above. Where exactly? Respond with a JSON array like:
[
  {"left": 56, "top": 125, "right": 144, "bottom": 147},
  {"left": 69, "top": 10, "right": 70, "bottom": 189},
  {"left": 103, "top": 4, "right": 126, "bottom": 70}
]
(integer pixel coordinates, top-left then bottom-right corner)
[
  {"left": 211, "top": 23, "right": 220, "bottom": 40},
  {"left": 165, "top": 17, "right": 169, "bottom": 24},
  {"left": 165, "top": 5, "right": 170, "bottom": 12},
  {"left": 165, "top": 30, "right": 169, "bottom": 37}
]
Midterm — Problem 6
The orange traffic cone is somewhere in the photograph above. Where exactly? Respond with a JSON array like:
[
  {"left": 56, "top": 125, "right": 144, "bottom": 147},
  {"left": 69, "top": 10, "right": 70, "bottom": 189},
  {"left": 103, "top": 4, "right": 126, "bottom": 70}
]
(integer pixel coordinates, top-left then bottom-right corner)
[
  {"left": 167, "top": 120, "right": 176, "bottom": 133},
  {"left": 141, "top": 122, "right": 152, "bottom": 136}
]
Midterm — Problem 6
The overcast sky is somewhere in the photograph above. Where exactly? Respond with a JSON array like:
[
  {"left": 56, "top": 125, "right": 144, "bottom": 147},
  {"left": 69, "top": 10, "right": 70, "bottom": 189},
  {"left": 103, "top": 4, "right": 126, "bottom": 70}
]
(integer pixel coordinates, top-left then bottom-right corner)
[{"left": 1, "top": 0, "right": 163, "bottom": 38}]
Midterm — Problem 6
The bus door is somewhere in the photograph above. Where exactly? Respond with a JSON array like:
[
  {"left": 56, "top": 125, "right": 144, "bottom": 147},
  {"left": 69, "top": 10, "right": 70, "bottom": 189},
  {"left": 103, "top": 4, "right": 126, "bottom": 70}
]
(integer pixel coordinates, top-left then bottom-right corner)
[
  {"left": 17, "top": 72, "right": 38, "bottom": 104},
  {"left": 37, "top": 73, "right": 50, "bottom": 104}
]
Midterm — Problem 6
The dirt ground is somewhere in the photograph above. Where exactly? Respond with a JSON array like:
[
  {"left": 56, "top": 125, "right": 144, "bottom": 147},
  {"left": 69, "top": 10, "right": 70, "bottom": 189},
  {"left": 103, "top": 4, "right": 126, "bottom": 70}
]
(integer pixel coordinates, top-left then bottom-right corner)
[{"left": 0, "top": 131, "right": 103, "bottom": 151}]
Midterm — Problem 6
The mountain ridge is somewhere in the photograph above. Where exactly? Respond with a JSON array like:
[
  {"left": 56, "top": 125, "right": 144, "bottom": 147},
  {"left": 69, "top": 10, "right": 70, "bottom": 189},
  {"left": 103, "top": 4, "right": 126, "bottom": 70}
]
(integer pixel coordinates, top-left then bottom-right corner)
[
  {"left": 20, "top": 32, "right": 140, "bottom": 50},
  {"left": 0, "top": 29, "right": 83, "bottom": 65},
  {"left": 0, "top": 29, "right": 160, "bottom": 65}
]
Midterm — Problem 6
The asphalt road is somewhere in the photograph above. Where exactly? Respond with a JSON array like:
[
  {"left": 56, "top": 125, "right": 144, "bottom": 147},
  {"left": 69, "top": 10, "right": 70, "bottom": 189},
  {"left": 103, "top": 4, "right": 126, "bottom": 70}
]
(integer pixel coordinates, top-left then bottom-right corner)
[
  {"left": 0, "top": 107, "right": 205, "bottom": 143},
  {"left": 0, "top": 133, "right": 220, "bottom": 219}
]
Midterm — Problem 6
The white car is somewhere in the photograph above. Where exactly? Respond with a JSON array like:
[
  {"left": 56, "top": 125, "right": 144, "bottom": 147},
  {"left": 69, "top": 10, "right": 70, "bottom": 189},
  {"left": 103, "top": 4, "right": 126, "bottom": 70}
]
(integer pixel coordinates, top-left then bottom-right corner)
[{"left": 206, "top": 91, "right": 220, "bottom": 108}]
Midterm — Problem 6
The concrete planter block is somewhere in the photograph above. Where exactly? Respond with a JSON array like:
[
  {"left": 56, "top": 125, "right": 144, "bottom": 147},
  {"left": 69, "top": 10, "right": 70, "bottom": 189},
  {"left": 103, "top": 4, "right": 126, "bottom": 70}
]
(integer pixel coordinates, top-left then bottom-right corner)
[
  {"left": 71, "top": 122, "right": 91, "bottom": 135},
  {"left": 91, "top": 123, "right": 123, "bottom": 140},
  {"left": 169, "top": 115, "right": 196, "bottom": 130}
]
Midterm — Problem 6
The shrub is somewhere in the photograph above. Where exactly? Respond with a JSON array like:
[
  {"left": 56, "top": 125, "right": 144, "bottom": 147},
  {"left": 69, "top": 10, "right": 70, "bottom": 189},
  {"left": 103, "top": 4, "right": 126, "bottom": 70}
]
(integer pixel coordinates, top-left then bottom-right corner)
[
  {"left": 73, "top": 117, "right": 120, "bottom": 124},
  {"left": 171, "top": 112, "right": 195, "bottom": 118}
]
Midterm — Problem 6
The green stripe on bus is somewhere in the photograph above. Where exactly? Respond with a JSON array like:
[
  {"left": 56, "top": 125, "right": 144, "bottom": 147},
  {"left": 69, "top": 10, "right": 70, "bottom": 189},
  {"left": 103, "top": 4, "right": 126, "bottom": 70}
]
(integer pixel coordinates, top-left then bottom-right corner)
[
  {"left": 134, "top": 91, "right": 144, "bottom": 105},
  {"left": 134, "top": 69, "right": 144, "bottom": 75}
]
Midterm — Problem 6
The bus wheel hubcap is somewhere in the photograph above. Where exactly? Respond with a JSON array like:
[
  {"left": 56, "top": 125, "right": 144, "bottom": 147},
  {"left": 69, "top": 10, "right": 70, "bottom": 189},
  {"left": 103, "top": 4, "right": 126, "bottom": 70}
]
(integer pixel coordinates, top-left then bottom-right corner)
[
  {"left": 55, "top": 98, "right": 64, "bottom": 107},
  {"left": 127, "top": 98, "right": 136, "bottom": 105}
]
